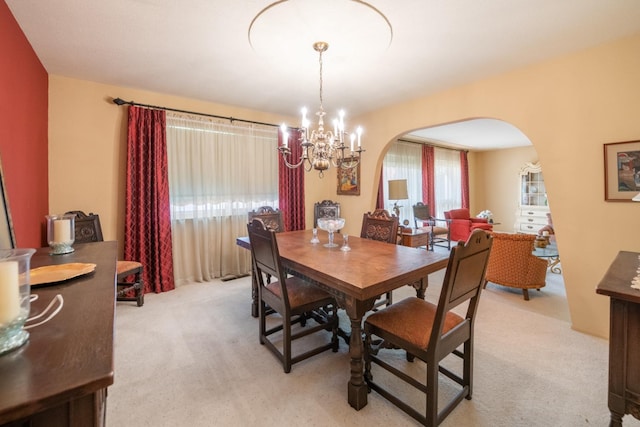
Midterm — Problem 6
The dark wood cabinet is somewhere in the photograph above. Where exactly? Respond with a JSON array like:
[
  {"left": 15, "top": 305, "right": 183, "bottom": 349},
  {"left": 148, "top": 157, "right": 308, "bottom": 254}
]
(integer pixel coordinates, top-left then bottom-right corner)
[
  {"left": 596, "top": 251, "right": 640, "bottom": 426},
  {"left": 0, "top": 242, "right": 117, "bottom": 427}
]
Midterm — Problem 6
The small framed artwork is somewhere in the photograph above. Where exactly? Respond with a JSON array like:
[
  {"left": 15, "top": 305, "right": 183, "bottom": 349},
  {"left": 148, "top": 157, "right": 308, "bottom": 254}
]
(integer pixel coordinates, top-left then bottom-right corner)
[
  {"left": 604, "top": 140, "right": 640, "bottom": 201},
  {"left": 337, "top": 159, "right": 360, "bottom": 196}
]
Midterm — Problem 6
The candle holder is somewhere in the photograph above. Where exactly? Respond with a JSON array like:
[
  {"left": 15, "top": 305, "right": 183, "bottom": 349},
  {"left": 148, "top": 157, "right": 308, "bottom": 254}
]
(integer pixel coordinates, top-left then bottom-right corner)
[
  {"left": 0, "top": 248, "right": 35, "bottom": 355},
  {"left": 46, "top": 213, "right": 76, "bottom": 255}
]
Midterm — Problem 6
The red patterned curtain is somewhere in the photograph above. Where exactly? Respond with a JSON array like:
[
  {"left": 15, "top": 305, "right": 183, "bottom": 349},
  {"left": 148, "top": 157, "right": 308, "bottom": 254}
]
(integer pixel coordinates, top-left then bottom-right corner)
[
  {"left": 460, "top": 150, "right": 470, "bottom": 209},
  {"left": 278, "top": 128, "right": 305, "bottom": 231},
  {"left": 125, "top": 106, "right": 175, "bottom": 293},
  {"left": 422, "top": 145, "right": 436, "bottom": 216}
]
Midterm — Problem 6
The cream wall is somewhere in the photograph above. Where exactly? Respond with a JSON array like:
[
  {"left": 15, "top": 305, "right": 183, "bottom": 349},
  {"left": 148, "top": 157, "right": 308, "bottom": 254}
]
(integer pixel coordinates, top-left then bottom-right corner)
[
  {"left": 477, "top": 146, "right": 540, "bottom": 233},
  {"left": 49, "top": 34, "right": 640, "bottom": 338}
]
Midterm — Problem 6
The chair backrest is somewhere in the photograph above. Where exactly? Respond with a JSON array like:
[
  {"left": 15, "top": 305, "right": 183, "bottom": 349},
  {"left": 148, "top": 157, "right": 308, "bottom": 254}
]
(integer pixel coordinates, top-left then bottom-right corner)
[
  {"left": 432, "top": 229, "right": 492, "bottom": 345},
  {"left": 313, "top": 200, "right": 340, "bottom": 228},
  {"left": 413, "top": 202, "right": 432, "bottom": 228},
  {"left": 485, "top": 232, "right": 539, "bottom": 283},
  {"left": 248, "top": 206, "right": 284, "bottom": 232},
  {"left": 246, "top": 218, "right": 290, "bottom": 308},
  {"left": 444, "top": 208, "right": 471, "bottom": 220},
  {"left": 360, "top": 209, "right": 399, "bottom": 243},
  {"left": 66, "top": 210, "right": 104, "bottom": 243}
]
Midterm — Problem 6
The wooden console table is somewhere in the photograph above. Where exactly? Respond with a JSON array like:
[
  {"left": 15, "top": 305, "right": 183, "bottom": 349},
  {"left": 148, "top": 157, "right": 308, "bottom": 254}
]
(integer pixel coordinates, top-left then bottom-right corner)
[
  {"left": 0, "top": 242, "right": 117, "bottom": 427},
  {"left": 596, "top": 251, "right": 640, "bottom": 426}
]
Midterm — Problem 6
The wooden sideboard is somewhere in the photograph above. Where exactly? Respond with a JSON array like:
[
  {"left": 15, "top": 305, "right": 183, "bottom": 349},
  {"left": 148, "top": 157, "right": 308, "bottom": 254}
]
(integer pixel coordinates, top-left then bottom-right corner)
[
  {"left": 596, "top": 251, "right": 640, "bottom": 427},
  {"left": 0, "top": 242, "right": 117, "bottom": 427}
]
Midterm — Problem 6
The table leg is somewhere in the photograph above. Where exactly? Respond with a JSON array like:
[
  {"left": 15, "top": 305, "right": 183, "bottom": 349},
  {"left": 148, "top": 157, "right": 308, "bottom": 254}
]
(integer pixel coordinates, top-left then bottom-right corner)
[
  {"left": 411, "top": 275, "right": 430, "bottom": 300},
  {"left": 341, "top": 297, "right": 376, "bottom": 410},
  {"left": 548, "top": 256, "right": 561, "bottom": 274},
  {"left": 347, "top": 315, "right": 368, "bottom": 410}
]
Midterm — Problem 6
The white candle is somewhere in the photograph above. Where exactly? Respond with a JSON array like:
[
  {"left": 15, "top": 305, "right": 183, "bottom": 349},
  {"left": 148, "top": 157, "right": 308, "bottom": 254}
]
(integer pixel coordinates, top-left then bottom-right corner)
[
  {"left": 542, "top": 231, "right": 549, "bottom": 237},
  {"left": 357, "top": 127, "right": 362, "bottom": 147},
  {"left": 0, "top": 261, "right": 20, "bottom": 326},
  {"left": 350, "top": 133, "right": 355, "bottom": 152},
  {"left": 54, "top": 219, "right": 71, "bottom": 243}
]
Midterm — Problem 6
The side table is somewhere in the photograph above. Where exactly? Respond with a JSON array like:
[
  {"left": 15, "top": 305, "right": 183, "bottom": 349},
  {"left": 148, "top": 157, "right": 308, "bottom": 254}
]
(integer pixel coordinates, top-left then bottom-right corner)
[
  {"left": 596, "top": 251, "right": 640, "bottom": 426},
  {"left": 400, "top": 228, "right": 431, "bottom": 249}
]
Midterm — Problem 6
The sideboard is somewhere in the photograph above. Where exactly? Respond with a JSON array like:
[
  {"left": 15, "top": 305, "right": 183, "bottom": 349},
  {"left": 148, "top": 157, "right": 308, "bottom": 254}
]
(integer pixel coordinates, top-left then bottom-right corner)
[
  {"left": 0, "top": 241, "right": 117, "bottom": 427},
  {"left": 596, "top": 251, "right": 640, "bottom": 427}
]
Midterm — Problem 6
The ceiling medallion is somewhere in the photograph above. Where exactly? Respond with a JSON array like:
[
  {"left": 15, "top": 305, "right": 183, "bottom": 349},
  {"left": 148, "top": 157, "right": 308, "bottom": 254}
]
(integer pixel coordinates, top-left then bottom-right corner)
[{"left": 248, "top": 0, "right": 393, "bottom": 56}]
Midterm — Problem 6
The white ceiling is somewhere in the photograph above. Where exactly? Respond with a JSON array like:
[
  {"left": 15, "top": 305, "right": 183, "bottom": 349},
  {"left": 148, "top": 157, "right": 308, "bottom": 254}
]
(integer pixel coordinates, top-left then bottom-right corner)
[{"left": 6, "top": 0, "right": 640, "bottom": 150}]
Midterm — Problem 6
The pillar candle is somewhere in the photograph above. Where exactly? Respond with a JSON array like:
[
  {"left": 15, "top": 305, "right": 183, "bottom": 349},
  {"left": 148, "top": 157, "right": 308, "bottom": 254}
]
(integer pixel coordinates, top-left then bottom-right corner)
[
  {"left": 54, "top": 219, "right": 71, "bottom": 243},
  {"left": 0, "top": 261, "right": 20, "bottom": 326}
]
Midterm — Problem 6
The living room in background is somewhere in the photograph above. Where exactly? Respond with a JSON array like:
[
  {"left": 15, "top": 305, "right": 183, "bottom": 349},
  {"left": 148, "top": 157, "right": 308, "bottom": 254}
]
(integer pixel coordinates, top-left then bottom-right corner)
[
  {"left": 166, "top": 112, "right": 279, "bottom": 284},
  {"left": 382, "top": 141, "right": 463, "bottom": 225}
]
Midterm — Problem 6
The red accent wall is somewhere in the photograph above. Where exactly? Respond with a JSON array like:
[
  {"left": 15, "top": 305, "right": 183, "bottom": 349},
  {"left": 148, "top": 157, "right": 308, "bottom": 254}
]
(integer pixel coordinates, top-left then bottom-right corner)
[{"left": 0, "top": 1, "right": 49, "bottom": 248}]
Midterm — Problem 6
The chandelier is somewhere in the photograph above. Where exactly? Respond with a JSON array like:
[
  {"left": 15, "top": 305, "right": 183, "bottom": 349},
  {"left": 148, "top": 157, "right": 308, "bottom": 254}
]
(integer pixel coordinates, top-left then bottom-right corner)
[{"left": 278, "top": 42, "right": 364, "bottom": 178}]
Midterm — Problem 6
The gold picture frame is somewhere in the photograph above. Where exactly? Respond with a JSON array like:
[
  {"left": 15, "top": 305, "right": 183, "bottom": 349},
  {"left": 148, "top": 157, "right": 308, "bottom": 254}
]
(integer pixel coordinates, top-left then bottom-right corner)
[
  {"left": 336, "top": 159, "right": 360, "bottom": 196},
  {"left": 604, "top": 140, "right": 640, "bottom": 201}
]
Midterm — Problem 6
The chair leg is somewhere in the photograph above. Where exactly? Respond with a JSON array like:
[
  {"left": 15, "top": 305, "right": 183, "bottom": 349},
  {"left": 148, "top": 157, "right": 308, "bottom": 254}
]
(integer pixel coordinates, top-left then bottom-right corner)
[
  {"left": 522, "top": 289, "right": 530, "bottom": 301},
  {"left": 283, "top": 317, "right": 292, "bottom": 373},
  {"left": 426, "top": 360, "right": 439, "bottom": 426}
]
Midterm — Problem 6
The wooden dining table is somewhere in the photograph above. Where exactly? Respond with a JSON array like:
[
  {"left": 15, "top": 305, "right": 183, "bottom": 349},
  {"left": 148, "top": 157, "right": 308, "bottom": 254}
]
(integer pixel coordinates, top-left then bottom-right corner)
[{"left": 236, "top": 229, "right": 449, "bottom": 410}]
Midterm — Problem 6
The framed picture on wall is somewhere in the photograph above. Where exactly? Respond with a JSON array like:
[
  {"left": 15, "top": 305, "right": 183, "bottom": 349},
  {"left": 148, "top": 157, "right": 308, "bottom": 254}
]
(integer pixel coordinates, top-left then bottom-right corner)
[
  {"left": 604, "top": 140, "right": 640, "bottom": 201},
  {"left": 336, "top": 159, "right": 360, "bottom": 196}
]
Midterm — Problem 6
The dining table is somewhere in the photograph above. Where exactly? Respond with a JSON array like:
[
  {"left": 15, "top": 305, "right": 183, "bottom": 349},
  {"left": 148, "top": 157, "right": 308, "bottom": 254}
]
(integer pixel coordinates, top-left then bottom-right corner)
[{"left": 236, "top": 228, "right": 449, "bottom": 410}]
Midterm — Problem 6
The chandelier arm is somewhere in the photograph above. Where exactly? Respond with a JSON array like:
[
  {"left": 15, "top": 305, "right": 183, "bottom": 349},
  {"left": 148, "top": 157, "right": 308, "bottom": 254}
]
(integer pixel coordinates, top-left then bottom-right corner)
[{"left": 278, "top": 148, "right": 306, "bottom": 169}]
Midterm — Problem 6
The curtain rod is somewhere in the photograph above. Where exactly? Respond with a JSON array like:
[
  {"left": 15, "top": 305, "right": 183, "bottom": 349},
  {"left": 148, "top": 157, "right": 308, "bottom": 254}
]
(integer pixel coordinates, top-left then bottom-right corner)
[
  {"left": 111, "top": 97, "right": 281, "bottom": 128},
  {"left": 397, "top": 137, "right": 468, "bottom": 153}
]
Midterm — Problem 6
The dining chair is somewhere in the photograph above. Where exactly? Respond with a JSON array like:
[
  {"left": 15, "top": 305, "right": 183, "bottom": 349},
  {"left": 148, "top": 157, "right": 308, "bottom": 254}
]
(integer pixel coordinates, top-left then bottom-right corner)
[
  {"left": 313, "top": 199, "right": 340, "bottom": 228},
  {"left": 67, "top": 210, "right": 144, "bottom": 306},
  {"left": 247, "top": 218, "right": 339, "bottom": 373},
  {"left": 360, "top": 209, "right": 399, "bottom": 308},
  {"left": 364, "top": 229, "right": 493, "bottom": 426},
  {"left": 248, "top": 206, "right": 284, "bottom": 232}
]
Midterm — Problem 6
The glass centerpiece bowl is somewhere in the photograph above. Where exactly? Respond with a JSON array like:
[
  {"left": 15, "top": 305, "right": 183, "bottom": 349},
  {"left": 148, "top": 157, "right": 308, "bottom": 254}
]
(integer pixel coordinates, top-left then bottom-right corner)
[{"left": 316, "top": 217, "right": 345, "bottom": 248}]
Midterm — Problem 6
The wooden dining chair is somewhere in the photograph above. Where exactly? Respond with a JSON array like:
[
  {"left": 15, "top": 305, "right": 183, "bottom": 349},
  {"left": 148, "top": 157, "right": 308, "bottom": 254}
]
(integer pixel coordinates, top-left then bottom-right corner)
[
  {"left": 364, "top": 229, "right": 493, "bottom": 426},
  {"left": 67, "top": 210, "right": 144, "bottom": 306},
  {"left": 360, "top": 209, "right": 399, "bottom": 308},
  {"left": 248, "top": 206, "right": 284, "bottom": 232},
  {"left": 247, "top": 218, "right": 339, "bottom": 373},
  {"left": 313, "top": 199, "right": 340, "bottom": 228}
]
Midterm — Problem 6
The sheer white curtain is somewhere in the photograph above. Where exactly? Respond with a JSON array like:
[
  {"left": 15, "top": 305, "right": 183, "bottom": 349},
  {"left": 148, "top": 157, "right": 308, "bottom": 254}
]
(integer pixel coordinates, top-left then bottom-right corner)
[
  {"left": 433, "top": 147, "right": 461, "bottom": 218},
  {"left": 382, "top": 141, "right": 422, "bottom": 225},
  {"left": 166, "top": 112, "right": 278, "bottom": 285}
]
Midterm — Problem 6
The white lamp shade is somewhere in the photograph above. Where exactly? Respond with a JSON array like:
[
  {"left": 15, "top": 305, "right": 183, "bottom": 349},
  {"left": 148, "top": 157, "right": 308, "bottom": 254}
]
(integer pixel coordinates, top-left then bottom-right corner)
[{"left": 388, "top": 179, "right": 408, "bottom": 200}]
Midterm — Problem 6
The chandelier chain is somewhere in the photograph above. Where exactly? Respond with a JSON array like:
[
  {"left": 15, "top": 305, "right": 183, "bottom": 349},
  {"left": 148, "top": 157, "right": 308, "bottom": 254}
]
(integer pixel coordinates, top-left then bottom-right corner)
[{"left": 318, "top": 48, "right": 323, "bottom": 110}]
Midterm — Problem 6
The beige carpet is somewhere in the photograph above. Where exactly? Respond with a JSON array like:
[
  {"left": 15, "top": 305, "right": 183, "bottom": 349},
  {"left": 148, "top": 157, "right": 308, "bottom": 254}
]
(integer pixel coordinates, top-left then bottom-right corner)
[{"left": 107, "top": 261, "right": 625, "bottom": 426}]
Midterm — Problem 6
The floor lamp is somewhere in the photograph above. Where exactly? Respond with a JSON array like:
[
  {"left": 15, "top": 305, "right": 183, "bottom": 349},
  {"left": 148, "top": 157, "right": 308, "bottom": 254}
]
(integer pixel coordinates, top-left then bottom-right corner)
[{"left": 388, "top": 179, "right": 408, "bottom": 219}]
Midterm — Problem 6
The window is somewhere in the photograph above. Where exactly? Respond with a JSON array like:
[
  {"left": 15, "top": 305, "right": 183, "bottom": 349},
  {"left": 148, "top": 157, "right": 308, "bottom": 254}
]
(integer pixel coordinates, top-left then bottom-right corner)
[{"left": 383, "top": 142, "right": 462, "bottom": 224}]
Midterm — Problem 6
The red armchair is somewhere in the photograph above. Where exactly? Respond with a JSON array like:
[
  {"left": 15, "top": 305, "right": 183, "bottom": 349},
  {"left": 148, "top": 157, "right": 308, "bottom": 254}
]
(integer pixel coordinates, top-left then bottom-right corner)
[{"left": 444, "top": 208, "right": 493, "bottom": 242}]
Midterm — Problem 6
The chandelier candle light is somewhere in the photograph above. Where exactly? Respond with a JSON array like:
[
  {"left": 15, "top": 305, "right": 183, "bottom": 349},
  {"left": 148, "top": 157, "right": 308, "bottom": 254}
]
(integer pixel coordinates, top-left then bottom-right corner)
[{"left": 279, "top": 42, "right": 364, "bottom": 178}]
